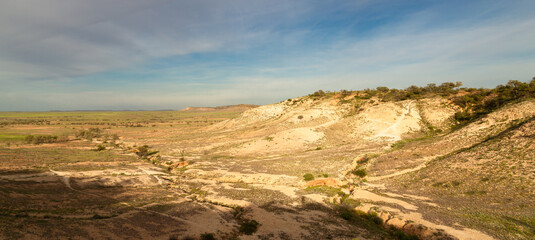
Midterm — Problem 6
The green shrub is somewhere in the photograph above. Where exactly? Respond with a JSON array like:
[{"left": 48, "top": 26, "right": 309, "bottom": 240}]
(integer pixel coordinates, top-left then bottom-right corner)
[
  {"left": 357, "top": 155, "right": 373, "bottom": 164},
  {"left": 452, "top": 79, "right": 535, "bottom": 126},
  {"left": 309, "top": 90, "right": 326, "bottom": 97},
  {"left": 135, "top": 145, "right": 158, "bottom": 158},
  {"left": 352, "top": 168, "right": 367, "bottom": 178},
  {"left": 136, "top": 145, "right": 149, "bottom": 158},
  {"left": 95, "top": 144, "right": 105, "bottom": 151},
  {"left": 339, "top": 194, "right": 361, "bottom": 208},
  {"left": 239, "top": 219, "right": 259, "bottom": 235},
  {"left": 304, "top": 186, "right": 343, "bottom": 197},
  {"left": 25, "top": 135, "right": 66, "bottom": 144},
  {"left": 340, "top": 89, "right": 352, "bottom": 97},
  {"left": 75, "top": 128, "right": 103, "bottom": 140},
  {"left": 303, "top": 173, "right": 315, "bottom": 181},
  {"left": 368, "top": 211, "right": 383, "bottom": 225},
  {"left": 200, "top": 233, "right": 216, "bottom": 240}
]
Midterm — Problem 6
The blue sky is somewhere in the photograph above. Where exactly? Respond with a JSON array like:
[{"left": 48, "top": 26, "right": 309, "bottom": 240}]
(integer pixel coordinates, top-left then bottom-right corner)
[{"left": 1, "top": 0, "right": 535, "bottom": 111}]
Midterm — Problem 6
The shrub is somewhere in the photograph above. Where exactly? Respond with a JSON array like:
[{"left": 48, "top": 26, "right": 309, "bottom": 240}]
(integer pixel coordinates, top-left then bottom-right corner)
[
  {"left": 357, "top": 155, "right": 371, "bottom": 164},
  {"left": 340, "top": 197, "right": 361, "bottom": 208},
  {"left": 368, "top": 211, "right": 383, "bottom": 225},
  {"left": 304, "top": 186, "right": 343, "bottom": 197},
  {"left": 451, "top": 79, "right": 535, "bottom": 126},
  {"left": 310, "top": 90, "right": 326, "bottom": 97},
  {"left": 25, "top": 135, "right": 65, "bottom": 144},
  {"left": 390, "top": 140, "right": 406, "bottom": 150},
  {"left": 136, "top": 145, "right": 149, "bottom": 157},
  {"left": 352, "top": 168, "right": 367, "bottom": 178},
  {"left": 376, "top": 86, "right": 389, "bottom": 92},
  {"left": 95, "top": 144, "right": 105, "bottom": 151},
  {"left": 76, "top": 128, "right": 102, "bottom": 140},
  {"left": 239, "top": 219, "right": 259, "bottom": 235},
  {"left": 200, "top": 233, "right": 216, "bottom": 240},
  {"left": 135, "top": 145, "right": 158, "bottom": 159},
  {"left": 340, "top": 89, "right": 352, "bottom": 97},
  {"left": 303, "top": 173, "right": 315, "bottom": 181}
]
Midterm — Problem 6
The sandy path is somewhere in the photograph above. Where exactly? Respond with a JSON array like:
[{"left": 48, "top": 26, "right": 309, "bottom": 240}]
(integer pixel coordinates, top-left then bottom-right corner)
[
  {"left": 137, "top": 166, "right": 164, "bottom": 185},
  {"left": 49, "top": 169, "right": 73, "bottom": 190},
  {"left": 367, "top": 155, "right": 437, "bottom": 181},
  {"left": 353, "top": 189, "right": 418, "bottom": 210},
  {"left": 373, "top": 101, "right": 414, "bottom": 141}
]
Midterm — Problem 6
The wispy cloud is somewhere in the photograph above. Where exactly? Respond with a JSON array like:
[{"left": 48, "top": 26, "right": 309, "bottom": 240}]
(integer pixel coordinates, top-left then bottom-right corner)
[
  {"left": 1, "top": 0, "right": 534, "bottom": 110},
  {"left": 0, "top": 1, "right": 315, "bottom": 80}
]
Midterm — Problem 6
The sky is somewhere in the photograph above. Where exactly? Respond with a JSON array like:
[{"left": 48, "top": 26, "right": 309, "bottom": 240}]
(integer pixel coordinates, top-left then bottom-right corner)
[{"left": 1, "top": 0, "right": 535, "bottom": 111}]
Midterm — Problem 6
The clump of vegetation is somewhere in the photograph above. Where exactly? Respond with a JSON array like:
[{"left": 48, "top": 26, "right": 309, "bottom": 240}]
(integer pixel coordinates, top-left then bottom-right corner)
[
  {"left": 390, "top": 140, "right": 407, "bottom": 150},
  {"left": 239, "top": 219, "right": 259, "bottom": 235},
  {"left": 451, "top": 79, "right": 535, "bottom": 126},
  {"left": 200, "top": 233, "right": 216, "bottom": 240},
  {"left": 352, "top": 168, "right": 367, "bottom": 178},
  {"left": 309, "top": 90, "right": 326, "bottom": 98},
  {"left": 190, "top": 188, "right": 207, "bottom": 198},
  {"left": 264, "top": 136, "right": 274, "bottom": 141},
  {"left": 304, "top": 186, "right": 343, "bottom": 197},
  {"left": 335, "top": 205, "right": 419, "bottom": 240},
  {"left": 75, "top": 128, "right": 103, "bottom": 140},
  {"left": 25, "top": 135, "right": 67, "bottom": 144},
  {"left": 357, "top": 154, "right": 376, "bottom": 165},
  {"left": 337, "top": 207, "right": 380, "bottom": 225},
  {"left": 389, "top": 227, "right": 420, "bottom": 240},
  {"left": 303, "top": 173, "right": 315, "bottom": 181},
  {"left": 75, "top": 128, "right": 119, "bottom": 142},
  {"left": 339, "top": 89, "right": 353, "bottom": 97},
  {"left": 135, "top": 145, "right": 159, "bottom": 159},
  {"left": 95, "top": 144, "right": 105, "bottom": 151},
  {"left": 91, "top": 214, "right": 115, "bottom": 219}
]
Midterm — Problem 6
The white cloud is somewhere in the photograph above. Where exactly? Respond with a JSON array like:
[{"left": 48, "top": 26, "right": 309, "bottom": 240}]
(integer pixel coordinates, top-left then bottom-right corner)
[
  {"left": 1, "top": 1, "right": 535, "bottom": 110},
  {"left": 0, "top": 0, "right": 315, "bottom": 80}
]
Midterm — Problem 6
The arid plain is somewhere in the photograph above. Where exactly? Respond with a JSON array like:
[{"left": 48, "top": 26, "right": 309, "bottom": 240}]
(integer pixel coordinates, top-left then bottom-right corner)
[{"left": 1, "top": 82, "right": 534, "bottom": 240}]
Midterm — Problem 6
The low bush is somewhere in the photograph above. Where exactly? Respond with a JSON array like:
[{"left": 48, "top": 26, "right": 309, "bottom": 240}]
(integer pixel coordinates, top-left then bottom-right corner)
[
  {"left": 352, "top": 168, "right": 367, "bottom": 178},
  {"left": 309, "top": 90, "right": 326, "bottom": 97},
  {"left": 75, "top": 128, "right": 103, "bottom": 140},
  {"left": 95, "top": 144, "right": 105, "bottom": 151},
  {"left": 200, "top": 233, "right": 216, "bottom": 240},
  {"left": 25, "top": 135, "right": 67, "bottom": 144},
  {"left": 452, "top": 79, "right": 535, "bottom": 126},
  {"left": 135, "top": 145, "right": 158, "bottom": 159},
  {"left": 239, "top": 219, "right": 259, "bottom": 235},
  {"left": 303, "top": 173, "right": 315, "bottom": 181},
  {"left": 304, "top": 186, "right": 343, "bottom": 197}
]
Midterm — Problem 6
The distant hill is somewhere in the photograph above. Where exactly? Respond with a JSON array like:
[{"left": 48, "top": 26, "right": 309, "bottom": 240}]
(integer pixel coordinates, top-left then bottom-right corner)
[{"left": 179, "top": 104, "right": 259, "bottom": 112}]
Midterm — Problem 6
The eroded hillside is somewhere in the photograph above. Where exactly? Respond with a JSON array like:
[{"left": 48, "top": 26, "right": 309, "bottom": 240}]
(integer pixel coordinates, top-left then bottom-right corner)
[{"left": 1, "top": 80, "right": 534, "bottom": 239}]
